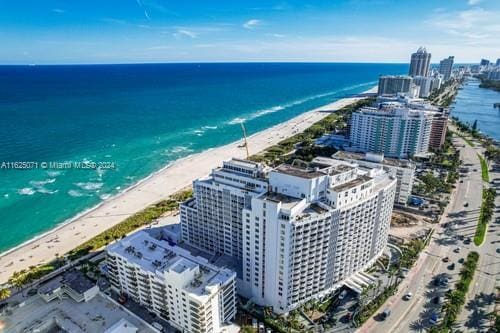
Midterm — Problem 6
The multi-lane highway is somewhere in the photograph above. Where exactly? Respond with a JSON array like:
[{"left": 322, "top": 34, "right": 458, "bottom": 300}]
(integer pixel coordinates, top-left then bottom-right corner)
[{"left": 359, "top": 133, "right": 499, "bottom": 333}]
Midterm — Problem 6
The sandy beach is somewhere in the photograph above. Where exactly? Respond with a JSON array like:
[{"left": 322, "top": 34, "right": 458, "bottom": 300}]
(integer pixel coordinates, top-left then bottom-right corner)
[{"left": 0, "top": 88, "right": 375, "bottom": 284}]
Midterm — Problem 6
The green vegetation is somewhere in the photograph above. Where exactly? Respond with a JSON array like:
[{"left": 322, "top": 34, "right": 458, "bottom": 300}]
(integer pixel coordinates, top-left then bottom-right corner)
[
  {"left": 240, "top": 326, "right": 256, "bottom": 333},
  {"left": 477, "top": 154, "right": 489, "bottom": 182},
  {"left": 399, "top": 239, "right": 425, "bottom": 269},
  {"left": 473, "top": 188, "right": 496, "bottom": 246},
  {"left": 429, "top": 252, "right": 480, "bottom": 332},
  {"left": 428, "top": 78, "right": 461, "bottom": 107},
  {"left": 0, "top": 287, "right": 11, "bottom": 300},
  {"left": 6, "top": 188, "right": 193, "bottom": 288},
  {"left": 414, "top": 132, "right": 460, "bottom": 198},
  {"left": 354, "top": 285, "right": 397, "bottom": 326},
  {"left": 249, "top": 98, "right": 374, "bottom": 166},
  {"left": 8, "top": 258, "right": 65, "bottom": 288},
  {"left": 452, "top": 118, "right": 500, "bottom": 165},
  {"left": 414, "top": 172, "right": 452, "bottom": 196},
  {"left": 67, "top": 188, "right": 192, "bottom": 259},
  {"left": 477, "top": 75, "right": 500, "bottom": 92},
  {"left": 354, "top": 238, "right": 428, "bottom": 327}
]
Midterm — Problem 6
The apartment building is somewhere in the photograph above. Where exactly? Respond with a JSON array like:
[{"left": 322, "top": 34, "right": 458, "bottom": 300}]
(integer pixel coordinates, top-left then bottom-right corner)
[
  {"left": 349, "top": 105, "right": 433, "bottom": 158},
  {"left": 106, "top": 230, "right": 236, "bottom": 333},
  {"left": 331, "top": 151, "right": 415, "bottom": 205},
  {"left": 377, "top": 75, "right": 413, "bottom": 96}
]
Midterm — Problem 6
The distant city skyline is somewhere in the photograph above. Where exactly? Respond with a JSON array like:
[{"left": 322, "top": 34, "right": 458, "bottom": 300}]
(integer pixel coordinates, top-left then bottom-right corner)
[{"left": 0, "top": 0, "right": 499, "bottom": 64}]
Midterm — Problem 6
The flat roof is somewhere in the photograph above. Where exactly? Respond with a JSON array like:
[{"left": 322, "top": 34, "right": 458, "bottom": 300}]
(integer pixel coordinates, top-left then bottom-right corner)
[
  {"left": 332, "top": 151, "right": 414, "bottom": 168},
  {"left": 63, "top": 270, "right": 96, "bottom": 294},
  {"left": 38, "top": 270, "right": 96, "bottom": 295},
  {"left": 331, "top": 175, "right": 372, "bottom": 192},
  {"left": 263, "top": 192, "right": 302, "bottom": 210},
  {"left": 107, "top": 230, "right": 234, "bottom": 299},
  {"left": 275, "top": 164, "right": 324, "bottom": 179}
]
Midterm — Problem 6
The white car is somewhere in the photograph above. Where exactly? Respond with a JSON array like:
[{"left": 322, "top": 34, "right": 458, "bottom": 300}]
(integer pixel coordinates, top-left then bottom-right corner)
[{"left": 404, "top": 292, "right": 413, "bottom": 300}]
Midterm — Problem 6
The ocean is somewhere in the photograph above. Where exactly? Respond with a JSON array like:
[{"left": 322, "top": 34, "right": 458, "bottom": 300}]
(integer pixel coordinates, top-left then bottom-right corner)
[
  {"left": 0, "top": 63, "right": 407, "bottom": 253},
  {"left": 451, "top": 78, "right": 500, "bottom": 141}
]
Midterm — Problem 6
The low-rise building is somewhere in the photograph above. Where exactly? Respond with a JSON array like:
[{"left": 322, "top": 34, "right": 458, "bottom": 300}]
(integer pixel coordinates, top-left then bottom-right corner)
[
  {"left": 106, "top": 230, "right": 236, "bottom": 333},
  {"left": 38, "top": 270, "right": 99, "bottom": 303},
  {"left": 330, "top": 151, "right": 415, "bottom": 205}
]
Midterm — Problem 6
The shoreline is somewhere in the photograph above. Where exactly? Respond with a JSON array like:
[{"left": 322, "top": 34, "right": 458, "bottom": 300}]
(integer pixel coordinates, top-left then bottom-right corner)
[{"left": 0, "top": 87, "right": 376, "bottom": 283}]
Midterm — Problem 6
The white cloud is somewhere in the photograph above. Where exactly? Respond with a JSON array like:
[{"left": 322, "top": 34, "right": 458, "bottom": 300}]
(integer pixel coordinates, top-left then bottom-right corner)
[
  {"left": 468, "top": 0, "right": 480, "bottom": 5},
  {"left": 267, "top": 33, "right": 285, "bottom": 38},
  {"left": 52, "top": 8, "right": 66, "bottom": 14},
  {"left": 243, "top": 19, "right": 261, "bottom": 29},
  {"left": 426, "top": 7, "right": 500, "bottom": 45},
  {"left": 173, "top": 29, "right": 198, "bottom": 39}
]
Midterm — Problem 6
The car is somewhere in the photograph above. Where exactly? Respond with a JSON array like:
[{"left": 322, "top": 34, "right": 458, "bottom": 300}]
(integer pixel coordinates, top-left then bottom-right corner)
[
  {"left": 448, "top": 263, "right": 456, "bottom": 270},
  {"left": 404, "top": 292, "right": 413, "bottom": 301},
  {"left": 463, "top": 202, "right": 469, "bottom": 207},
  {"left": 152, "top": 322, "right": 163, "bottom": 332},
  {"left": 338, "top": 290, "right": 348, "bottom": 300},
  {"left": 27, "top": 288, "right": 37, "bottom": 296},
  {"left": 442, "top": 257, "right": 450, "bottom": 263},
  {"left": 464, "top": 238, "right": 471, "bottom": 245},
  {"left": 453, "top": 247, "right": 460, "bottom": 253},
  {"left": 433, "top": 296, "right": 441, "bottom": 305},
  {"left": 429, "top": 312, "right": 440, "bottom": 325},
  {"left": 458, "top": 258, "right": 465, "bottom": 264},
  {"left": 379, "top": 308, "right": 391, "bottom": 321},
  {"left": 473, "top": 168, "right": 478, "bottom": 172},
  {"left": 434, "top": 276, "right": 449, "bottom": 287},
  {"left": 458, "top": 235, "right": 465, "bottom": 241},
  {"left": 497, "top": 248, "right": 500, "bottom": 254}
]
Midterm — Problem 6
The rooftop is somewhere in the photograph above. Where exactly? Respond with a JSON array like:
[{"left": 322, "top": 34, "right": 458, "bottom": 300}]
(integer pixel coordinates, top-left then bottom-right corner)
[
  {"left": 332, "top": 151, "right": 414, "bottom": 168},
  {"left": 275, "top": 164, "right": 325, "bottom": 179},
  {"left": 0, "top": 293, "right": 152, "bottom": 333},
  {"left": 38, "top": 270, "right": 96, "bottom": 295},
  {"left": 331, "top": 175, "right": 372, "bottom": 192},
  {"left": 107, "top": 230, "right": 235, "bottom": 300},
  {"left": 310, "top": 156, "right": 355, "bottom": 174},
  {"left": 263, "top": 191, "right": 303, "bottom": 211}
]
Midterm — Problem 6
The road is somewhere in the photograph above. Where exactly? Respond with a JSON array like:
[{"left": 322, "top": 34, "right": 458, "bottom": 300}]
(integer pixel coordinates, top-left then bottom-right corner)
[{"left": 358, "top": 133, "right": 499, "bottom": 333}]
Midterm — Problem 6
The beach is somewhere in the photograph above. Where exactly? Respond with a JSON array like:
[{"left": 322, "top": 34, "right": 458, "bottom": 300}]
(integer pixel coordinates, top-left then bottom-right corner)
[{"left": 0, "top": 88, "right": 375, "bottom": 283}]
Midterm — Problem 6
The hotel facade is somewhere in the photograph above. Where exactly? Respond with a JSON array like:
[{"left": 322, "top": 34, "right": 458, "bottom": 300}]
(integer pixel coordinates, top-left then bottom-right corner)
[
  {"left": 240, "top": 161, "right": 396, "bottom": 313},
  {"left": 177, "top": 158, "right": 396, "bottom": 314}
]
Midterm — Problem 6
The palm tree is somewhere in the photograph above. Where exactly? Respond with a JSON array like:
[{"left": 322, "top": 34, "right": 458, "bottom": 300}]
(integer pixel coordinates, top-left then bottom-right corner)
[{"left": 0, "top": 287, "right": 11, "bottom": 300}]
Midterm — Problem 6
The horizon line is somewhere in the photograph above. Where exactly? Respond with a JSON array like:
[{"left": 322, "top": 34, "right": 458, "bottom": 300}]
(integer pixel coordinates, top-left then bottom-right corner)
[{"left": 0, "top": 60, "right": 475, "bottom": 66}]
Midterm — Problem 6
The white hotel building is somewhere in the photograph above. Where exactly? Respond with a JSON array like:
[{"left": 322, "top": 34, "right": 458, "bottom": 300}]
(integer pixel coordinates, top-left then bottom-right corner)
[
  {"left": 180, "top": 159, "right": 269, "bottom": 259},
  {"left": 106, "top": 230, "right": 236, "bottom": 333},
  {"left": 240, "top": 160, "right": 396, "bottom": 313}
]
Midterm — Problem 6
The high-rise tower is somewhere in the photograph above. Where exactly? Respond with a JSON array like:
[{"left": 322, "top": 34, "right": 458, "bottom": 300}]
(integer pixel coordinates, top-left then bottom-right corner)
[{"left": 409, "top": 47, "right": 432, "bottom": 77}]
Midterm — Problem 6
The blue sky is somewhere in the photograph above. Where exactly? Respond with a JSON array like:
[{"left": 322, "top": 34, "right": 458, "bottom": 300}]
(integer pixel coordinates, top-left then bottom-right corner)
[{"left": 0, "top": 0, "right": 499, "bottom": 64}]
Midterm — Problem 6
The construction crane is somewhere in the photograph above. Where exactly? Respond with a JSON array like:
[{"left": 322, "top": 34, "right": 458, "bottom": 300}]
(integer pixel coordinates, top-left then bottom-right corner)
[{"left": 239, "top": 122, "right": 250, "bottom": 159}]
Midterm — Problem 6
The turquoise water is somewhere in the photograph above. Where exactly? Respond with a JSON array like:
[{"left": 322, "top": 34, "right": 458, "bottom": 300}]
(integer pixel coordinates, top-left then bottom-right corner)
[
  {"left": 0, "top": 63, "right": 407, "bottom": 252},
  {"left": 451, "top": 78, "right": 500, "bottom": 141}
]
